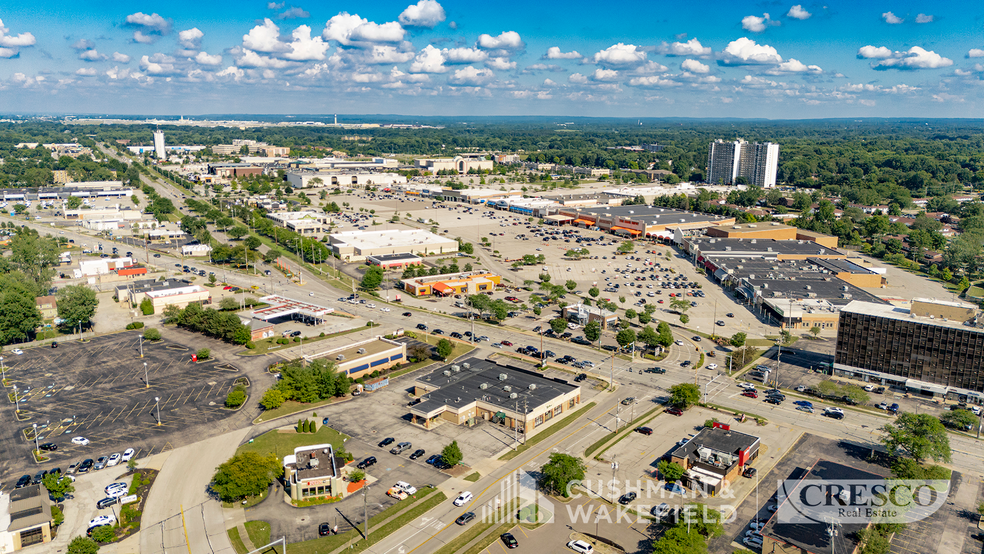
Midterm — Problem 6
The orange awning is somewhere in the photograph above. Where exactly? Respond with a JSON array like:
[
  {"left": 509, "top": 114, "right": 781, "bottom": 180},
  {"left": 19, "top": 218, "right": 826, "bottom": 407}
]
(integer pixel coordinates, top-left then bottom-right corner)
[
  {"left": 432, "top": 282, "right": 452, "bottom": 293},
  {"left": 573, "top": 219, "right": 593, "bottom": 225},
  {"left": 611, "top": 226, "right": 642, "bottom": 235}
]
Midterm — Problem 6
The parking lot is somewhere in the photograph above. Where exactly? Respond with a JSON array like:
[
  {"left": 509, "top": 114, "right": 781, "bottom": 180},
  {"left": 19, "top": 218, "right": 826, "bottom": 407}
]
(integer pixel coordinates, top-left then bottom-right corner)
[{"left": 0, "top": 332, "right": 249, "bottom": 486}]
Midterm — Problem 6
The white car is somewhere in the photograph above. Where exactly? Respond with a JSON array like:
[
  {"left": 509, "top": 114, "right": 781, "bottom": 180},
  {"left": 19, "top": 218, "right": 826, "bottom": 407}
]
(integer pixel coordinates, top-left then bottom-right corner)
[
  {"left": 674, "top": 340, "right": 684, "bottom": 346},
  {"left": 864, "top": 384, "right": 876, "bottom": 392},
  {"left": 121, "top": 448, "right": 135, "bottom": 462},
  {"left": 567, "top": 323, "right": 579, "bottom": 330},
  {"left": 746, "top": 530, "right": 763, "bottom": 538},
  {"left": 89, "top": 515, "right": 116, "bottom": 527},
  {"left": 107, "top": 453, "right": 122, "bottom": 466},
  {"left": 567, "top": 540, "right": 594, "bottom": 554},
  {"left": 749, "top": 521, "right": 766, "bottom": 531},
  {"left": 11, "top": 349, "right": 23, "bottom": 355},
  {"left": 740, "top": 383, "right": 756, "bottom": 391},
  {"left": 453, "top": 491, "right": 473, "bottom": 506},
  {"left": 743, "top": 537, "right": 763, "bottom": 548},
  {"left": 706, "top": 363, "right": 718, "bottom": 370},
  {"left": 107, "top": 488, "right": 127, "bottom": 499},
  {"left": 366, "top": 303, "right": 376, "bottom": 309},
  {"left": 71, "top": 436, "right": 90, "bottom": 446},
  {"left": 491, "top": 343, "right": 503, "bottom": 348}
]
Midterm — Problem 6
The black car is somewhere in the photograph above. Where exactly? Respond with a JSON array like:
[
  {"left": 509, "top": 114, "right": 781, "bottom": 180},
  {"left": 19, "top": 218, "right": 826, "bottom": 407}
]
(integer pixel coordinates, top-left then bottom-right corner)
[
  {"left": 15, "top": 475, "right": 31, "bottom": 489},
  {"left": 572, "top": 337, "right": 591, "bottom": 346},
  {"left": 743, "top": 467, "right": 757, "bottom": 478},
  {"left": 618, "top": 492, "right": 637, "bottom": 505},
  {"left": 574, "top": 373, "right": 587, "bottom": 382},
  {"left": 96, "top": 497, "right": 118, "bottom": 510},
  {"left": 378, "top": 437, "right": 395, "bottom": 448},
  {"left": 32, "top": 470, "right": 47, "bottom": 485},
  {"left": 635, "top": 427, "right": 653, "bottom": 435},
  {"left": 402, "top": 312, "right": 412, "bottom": 317},
  {"left": 450, "top": 332, "right": 463, "bottom": 339},
  {"left": 764, "top": 397, "right": 782, "bottom": 405},
  {"left": 500, "top": 533, "right": 519, "bottom": 549},
  {"left": 357, "top": 456, "right": 377, "bottom": 470},
  {"left": 39, "top": 442, "right": 57, "bottom": 451},
  {"left": 319, "top": 523, "right": 330, "bottom": 536},
  {"left": 78, "top": 459, "right": 94, "bottom": 473},
  {"left": 455, "top": 512, "right": 476, "bottom": 525},
  {"left": 432, "top": 329, "right": 444, "bottom": 335},
  {"left": 416, "top": 324, "right": 428, "bottom": 331},
  {"left": 409, "top": 449, "right": 425, "bottom": 460}
]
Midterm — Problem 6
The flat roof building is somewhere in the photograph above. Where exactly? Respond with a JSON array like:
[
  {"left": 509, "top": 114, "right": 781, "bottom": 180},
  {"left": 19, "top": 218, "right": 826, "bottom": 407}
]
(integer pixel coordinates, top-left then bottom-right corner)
[
  {"left": 366, "top": 253, "right": 423, "bottom": 269},
  {"left": 704, "top": 222, "right": 839, "bottom": 249},
  {"left": 329, "top": 229, "right": 458, "bottom": 262},
  {"left": 835, "top": 298, "right": 984, "bottom": 400},
  {"left": 253, "top": 295, "right": 334, "bottom": 325},
  {"left": 266, "top": 211, "right": 329, "bottom": 235},
  {"left": 283, "top": 443, "right": 342, "bottom": 502},
  {"left": 556, "top": 205, "right": 735, "bottom": 238},
  {"left": 285, "top": 170, "right": 407, "bottom": 189},
  {"left": 562, "top": 303, "right": 619, "bottom": 330},
  {"left": 668, "top": 425, "right": 760, "bottom": 496},
  {"left": 416, "top": 155, "right": 493, "bottom": 174},
  {"left": 686, "top": 237, "right": 847, "bottom": 262},
  {"left": 707, "top": 139, "right": 779, "bottom": 188},
  {"left": 402, "top": 271, "right": 500, "bottom": 297},
  {"left": 410, "top": 357, "right": 581, "bottom": 439},
  {"left": 303, "top": 336, "right": 406, "bottom": 379}
]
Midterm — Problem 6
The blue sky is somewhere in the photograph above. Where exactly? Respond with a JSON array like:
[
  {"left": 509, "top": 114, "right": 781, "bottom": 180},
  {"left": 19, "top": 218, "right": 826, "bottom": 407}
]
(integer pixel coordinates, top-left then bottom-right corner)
[{"left": 0, "top": 0, "right": 981, "bottom": 117}]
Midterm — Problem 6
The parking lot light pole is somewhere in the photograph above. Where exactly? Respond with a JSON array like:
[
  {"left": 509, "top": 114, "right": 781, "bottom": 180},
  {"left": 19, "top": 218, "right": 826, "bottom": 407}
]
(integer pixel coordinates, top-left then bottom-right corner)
[
  {"left": 32, "top": 423, "right": 39, "bottom": 453},
  {"left": 154, "top": 396, "right": 161, "bottom": 425},
  {"left": 139, "top": 336, "right": 144, "bottom": 358},
  {"left": 1, "top": 356, "right": 5, "bottom": 383},
  {"left": 13, "top": 384, "right": 19, "bottom": 413},
  {"left": 144, "top": 362, "right": 149, "bottom": 388}
]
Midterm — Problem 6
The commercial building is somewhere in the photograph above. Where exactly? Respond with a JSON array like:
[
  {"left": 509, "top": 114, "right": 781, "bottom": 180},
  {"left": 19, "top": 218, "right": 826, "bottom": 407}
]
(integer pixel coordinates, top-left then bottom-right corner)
[
  {"left": 366, "top": 253, "right": 423, "bottom": 269},
  {"left": 685, "top": 238, "right": 847, "bottom": 262},
  {"left": 303, "top": 336, "right": 406, "bottom": 379},
  {"left": 415, "top": 155, "right": 493, "bottom": 174},
  {"left": 289, "top": 157, "right": 398, "bottom": 171},
  {"left": 266, "top": 211, "right": 329, "bottom": 235},
  {"left": 75, "top": 257, "right": 135, "bottom": 278},
  {"left": 409, "top": 357, "right": 582, "bottom": 438},
  {"left": 487, "top": 197, "right": 557, "bottom": 217},
  {"left": 439, "top": 188, "right": 523, "bottom": 204},
  {"left": 667, "top": 425, "right": 760, "bottom": 496},
  {"left": 402, "top": 271, "right": 500, "bottom": 297},
  {"left": 207, "top": 163, "right": 264, "bottom": 179},
  {"left": 244, "top": 318, "right": 276, "bottom": 341},
  {"left": 64, "top": 207, "right": 142, "bottom": 221},
  {"left": 562, "top": 303, "right": 619, "bottom": 330},
  {"left": 706, "top": 139, "right": 779, "bottom": 188},
  {"left": 34, "top": 296, "right": 57, "bottom": 320},
  {"left": 181, "top": 244, "right": 213, "bottom": 257},
  {"left": 285, "top": 170, "right": 407, "bottom": 189},
  {"left": 153, "top": 130, "right": 166, "bottom": 159},
  {"left": 211, "top": 140, "right": 289, "bottom": 157},
  {"left": 253, "top": 295, "right": 334, "bottom": 326},
  {"left": 283, "top": 444, "right": 343, "bottom": 502},
  {"left": 835, "top": 298, "right": 984, "bottom": 400},
  {"left": 556, "top": 205, "right": 735, "bottom": 239},
  {"left": 131, "top": 281, "right": 211, "bottom": 311},
  {"left": 0, "top": 485, "right": 55, "bottom": 551},
  {"left": 704, "top": 222, "right": 839, "bottom": 249},
  {"left": 761, "top": 460, "right": 884, "bottom": 554},
  {"left": 329, "top": 229, "right": 458, "bottom": 262}
]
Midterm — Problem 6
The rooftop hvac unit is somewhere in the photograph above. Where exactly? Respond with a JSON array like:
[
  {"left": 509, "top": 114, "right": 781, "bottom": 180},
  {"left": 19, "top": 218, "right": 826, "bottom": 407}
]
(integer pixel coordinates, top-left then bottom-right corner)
[
  {"left": 528, "top": 384, "right": 537, "bottom": 391},
  {"left": 357, "top": 348, "right": 366, "bottom": 354},
  {"left": 451, "top": 365, "right": 461, "bottom": 372},
  {"left": 509, "top": 392, "right": 518, "bottom": 399},
  {"left": 480, "top": 383, "right": 488, "bottom": 389},
  {"left": 462, "top": 362, "right": 471, "bottom": 369},
  {"left": 503, "top": 384, "right": 512, "bottom": 392},
  {"left": 805, "top": 285, "right": 811, "bottom": 290},
  {"left": 443, "top": 370, "right": 452, "bottom": 376},
  {"left": 498, "top": 373, "right": 508, "bottom": 381}
]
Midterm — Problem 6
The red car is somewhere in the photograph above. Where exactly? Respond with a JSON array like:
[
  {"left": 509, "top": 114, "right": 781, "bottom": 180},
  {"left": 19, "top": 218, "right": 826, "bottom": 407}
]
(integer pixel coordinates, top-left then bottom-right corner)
[
  {"left": 666, "top": 407, "right": 684, "bottom": 416},
  {"left": 500, "top": 340, "right": 513, "bottom": 346},
  {"left": 742, "top": 391, "right": 759, "bottom": 399}
]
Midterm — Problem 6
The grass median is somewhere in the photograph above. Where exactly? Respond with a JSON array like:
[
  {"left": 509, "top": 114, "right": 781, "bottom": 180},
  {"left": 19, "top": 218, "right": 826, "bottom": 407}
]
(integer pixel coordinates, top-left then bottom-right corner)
[
  {"left": 228, "top": 528, "right": 248, "bottom": 554},
  {"left": 499, "top": 402, "right": 596, "bottom": 461},
  {"left": 585, "top": 406, "right": 662, "bottom": 459},
  {"left": 237, "top": 425, "right": 349, "bottom": 459}
]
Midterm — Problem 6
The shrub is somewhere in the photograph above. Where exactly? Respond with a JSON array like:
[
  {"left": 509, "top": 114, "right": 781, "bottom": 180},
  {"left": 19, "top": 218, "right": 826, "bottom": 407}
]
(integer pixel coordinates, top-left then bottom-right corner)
[
  {"left": 308, "top": 419, "right": 316, "bottom": 433},
  {"left": 68, "top": 536, "right": 100, "bottom": 554},
  {"left": 196, "top": 348, "right": 210, "bottom": 360},
  {"left": 139, "top": 298, "right": 154, "bottom": 315},
  {"left": 320, "top": 332, "right": 325, "bottom": 337},
  {"left": 297, "top": 419, "right": 304, "bottom": 432},
  {"left": 125, "top": 322, "right": 145, "bottom": 330},
  {"left": 246, "top": 341, "right": 255, "bottom": 349},
  {"left": 261, "top": 389, "right": 285, "bottom": 410},
  {"left": 349, "top": 469, "right": 365, "bottom": 482},
  {"left": 91, "top": 525, "right": 115, "bottom": 543},
  {"left": 225, "top": 386, "right": 247, "bottom": 408},
  {"left": 143, "top": 328, "right": 161, "bottom": 341},
  {"left": 52, "top": 504, "right": 64, "bottom": 527}
]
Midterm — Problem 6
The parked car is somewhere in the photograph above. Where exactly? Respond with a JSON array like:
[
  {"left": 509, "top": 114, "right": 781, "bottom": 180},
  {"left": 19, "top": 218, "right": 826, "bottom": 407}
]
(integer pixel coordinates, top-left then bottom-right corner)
[
  {"left": 15, "top": 475, "right": 31, "bottom": 489},
  {"left": 635, "top": 427, "right": 653, "bottom": 435},
  {"left": 409, "top": 449, "right": 426, "bottom": 460},
  {"left": 71, "top": 436, "right": 90, "bottom": 446},
  {"left": 94, "top": 457, "right": 109, "bottom": 470},
  {"left": 357, "top": 456, "right": 377, "bottom": 470},
  {"left": 666, "top": 407, "right": 683, "bottom": 416},
  {"left": 121, "top": 448, "right": 135, "bottom": 462},
  {"left": 567, "top": 540, "right": 594, "bottom": 554},
  {"left": 500, "top": 532, "right": 518, "bottom": 549},
  {"left": 319, "top": 523, "right": 330, "bottom": 536},
  {"left": 651, "top": 503, "right": 671, "bottom": 518},
  {"left": 618, "top": 492, "right": 637, "bottom": 504},
  {"left": 742, "top": 467, "right": 757, "bottom": 478},
  {"left": 39, "top": 443, "right": 57, "bottom": 451},
  {"left": 378, "top": 437, "right": 395, "bottom": 448}
]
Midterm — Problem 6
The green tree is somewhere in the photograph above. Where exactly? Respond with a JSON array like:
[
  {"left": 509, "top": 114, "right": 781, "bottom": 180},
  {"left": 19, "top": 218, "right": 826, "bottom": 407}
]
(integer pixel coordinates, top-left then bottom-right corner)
[
  {"left": 539, "top": 453, "right": 586, "bottom": 498},
  {"left": 657, "top": 460, "right": 686, "bottom": 482},
  {"left": 360, "top": 266, "right": 384, "bottom": 290},
  {"left": 66, "top": 196, "right": 83, "bottom": 209},
  {"left": 730, "top": 332, "right": 747, "bottom": 348},
  {"left": 225, "top": 386, "right": 247, "bottom": 408},
  {"left": 780, "top": 330, "right": 792, "bottom": 344},
  {"left": 881, "top": 412, "right": 952, "bottom": 465},
  {"left": 143, "top": 328, "right": 161, "bottom": 341},
  {"left": 638, "top": 312, "right": 651, "bottom": 324},
  {"left": 227, "top": 226, "right": 249, "bottom": 240},
  {"left": 588, "top": 287, "right": 599, "bottom": 298},
  {"left": 679, "top": 314, "right": 689, "bottom": 325},
  {"left": 657, "top": 321, "right": 673, "bottom": 347},
  {"left": 139, "top": 297, "right": 154, "bottom": 315},
  {"left": 670, "top": 298, "right": 690, "bottom": 314},
  {"left": 349, "top": 469, "right": 366, "bottom": 482},
  {"left": 638, "top": 325, "right": 660, "bottom": 350},
  {"left": 11, "top": 232, "right": 59, "bottom": 293},
  {"left": 810, "top": 326, "right": 821, "bottom": 338},
  {"left": 57, "top": 284, "right": 98, "bottom": 329},
  {"left": 67, "top": 536, "right": 100, "bottom": 554},
  {"left": 211, "top": 451, "right": 284, "bottom": 502},
  {"left": 652, "top": 526, "right": 707, "bottom": 554},
  {"left": 244, "top": 235, "right": 262, "bottom": 251},
  {"left": 940, "top": 409, "right": 977, "bottom": 431},
  {"left": 616, "top": 241, "right": 635, "bottom": 254},
  {"left": 197, "top": 348, "right": 211, "bottom": 360},
  {"left": 538, "top": 273, "right": 550, "bottom": 283},
  {"left": 219, "top": 297, "right": 239, "bottom": 311},
  {"left": 441, "top": 440, "right": 463, "bottom": 467},
  {"left": 458, "top": 242, "right": 474, "bottom": 255},
  {"left": 624, "top": 308, "right": 637, "bottom": 320},
  {"left": 260, "top": 388, "right": 285, "bottom": 410},
  {"left": 616, "top": 328, "right": 636, "bottom": 349},
  {"left": 669, "top": 383, "right": 701, "bottom": 409},
  {"left": 584, "top": 320, "right": 601, "bottom": 342},
  {"left": 565, "top": 280, "right": 577, "bottom": 292},
  {"left": 436, "top": 338, "right": 454, "bottom": 360},
  {"left": 41, "top": 472, "right": 75, "bottom": 501},
  {"left": 550, "top": 318, "right": 567, "bottom": 334}
]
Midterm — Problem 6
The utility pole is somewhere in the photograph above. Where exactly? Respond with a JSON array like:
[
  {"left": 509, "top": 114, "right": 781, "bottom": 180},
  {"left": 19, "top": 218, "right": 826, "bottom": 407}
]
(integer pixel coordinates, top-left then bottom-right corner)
[
  {"left": 610, "top": 353, "right": 615, "bottom": 390},
  {"left": 775, "top": 340, "right": 782, "bottom": 388},
  {"left": 513, "top": 399, "right": 519, "bottom": 449},
  {"left": 614, "top": 401, "right": 620, "bottom": 434},
  {"left": 363, "top": 484, "right": 370, "bottom": 539},
  {"left": 610, "top": 458, "right": 618, "bottom": 505}
]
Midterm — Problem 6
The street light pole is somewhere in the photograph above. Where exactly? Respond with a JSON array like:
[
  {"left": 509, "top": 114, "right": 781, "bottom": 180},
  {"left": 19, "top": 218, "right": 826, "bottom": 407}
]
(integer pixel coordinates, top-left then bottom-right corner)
[
  {"left": 154, "top": 396, "right": 161, "bottom": 425},
  {"left": 144, "top": 362, "right": 149, "bottom": 388},
  {"left": 610, "top": 458, "right": 618, "bottom": 505}
]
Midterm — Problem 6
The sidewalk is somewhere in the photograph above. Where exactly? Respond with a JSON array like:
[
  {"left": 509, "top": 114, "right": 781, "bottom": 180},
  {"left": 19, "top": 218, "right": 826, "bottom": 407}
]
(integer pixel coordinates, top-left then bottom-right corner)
[{"left": 325, "top": 489, "right": 441, "bottom": 554}]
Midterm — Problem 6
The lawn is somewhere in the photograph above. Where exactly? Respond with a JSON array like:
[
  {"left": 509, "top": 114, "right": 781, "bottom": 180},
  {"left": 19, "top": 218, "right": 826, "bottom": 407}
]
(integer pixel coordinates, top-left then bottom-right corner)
[
  {"left": 245, "top": 521, "right": 272, "bottom": 549},
  {"left": 242, "top": 326, "right": 365, "bottom": 356},
  {"left": 228, "top": 528, "right": 248, "bottom": 554},
  {"left": 253, "top": 397, "right": 347, "bottom": 424},
  {"left": 464, "top": 472, "right": 481, "bottom": 482},
  {"left": 414, "top": 333, "right": 477, "bottom": 361},
  {"left": 499, "top": 402, "right": 596, "bottom": 461},
  {"left": 236, "top": 425, "right": 349, "bottom": 460}
]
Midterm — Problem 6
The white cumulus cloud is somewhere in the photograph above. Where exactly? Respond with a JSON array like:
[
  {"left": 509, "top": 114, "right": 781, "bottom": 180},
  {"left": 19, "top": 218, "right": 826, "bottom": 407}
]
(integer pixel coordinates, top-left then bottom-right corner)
[
  {"left": 568, "top": 73, "right": 588, "bottom": 84},
  {"left": 857, "top": 45, "right": 894, "bottom": 59},
  {"left": 409, "top": 44, "right": 447, "bottom": 73},
  {"left": 742, "top": 13, "right": 776, "bottom": 33},
  {"left": 681, "top": 59, "right": 709, "bottom": 73},
  {"left": 399, "top": 0, "right": 446, "bottom": 28},
  {"left": 592, "top": 43, "right": 646, "bottom": 67},
  {"left": 178, "top": 28, "right": 204, "bottom": 49},
  {"left": 140, "top": 54, "right": 174, "bottom": 75},
  {"left": 75, "top": 67, "right": 97, "bottom": 76},
  {"left": 244, "top": 19, "right": 290, "bottom": 52},
  {"left": 720, "top": 37, "right": 783, "bottom": 65},
  {"left": 283, "top": 25, "right": 329, "bottom": 60},
  {"left": 968, "top": 49, "right": 984, "bottom": 58},
  {"left": 126, "top": 12, "right": 170, "bottom": 43},
  {"left": 235, "top": 48, "right": 293, "bottom": 68},
  {"left": 448, "top": 65, "right": 493, "bottom": 85},
  {"left": 663, "top": 38, "right": 711, "bottom": 57},
  {"left": 79, "top": 49, "right": 107, "bottom": 61},
  {"left": 217, "top": 66, "right": 245, "bottom": 80},
  {"left": 0, "top": 18, "right": 37, "bottom": 52},
  {"left": 195, "top": 52, "right": 222, "bottom": 66},
  {"left": 112, "top": 52, "right": 131, "bottom": 63},
  {"left": 544, "top": 46, "right": 581, "bottom": 59},
  {"left": 870, "top": 46, "right": 952, "bottom": 70},
  {"left": 364, "top": 45, "right": 414, "bottom": 64},
  {"left": 882, "top": 12, "right": 903, "bottom": 24},
  {"left": 477, "top": 31, "right": 524, "bottom": 50},
  {"left": 592, "top": 68, "right": 619, "bottom": 81},
  {"left": 323, "top": 13, "right": 404, "bottom": 45},
  {"left": 444, "top": 47, "right": 487, "bottom": 63},
  {"left": 915, "top": 13, "right": 934, "bottom": 24},
  {"left": 769, "top": 58, "right": 822, "bottom": 74},
  {"left": 486, "top": 57, "right": 516, "bottom": 70},
  {"left": 786, "top": 5, "right": 811, "bottom": 19}
]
